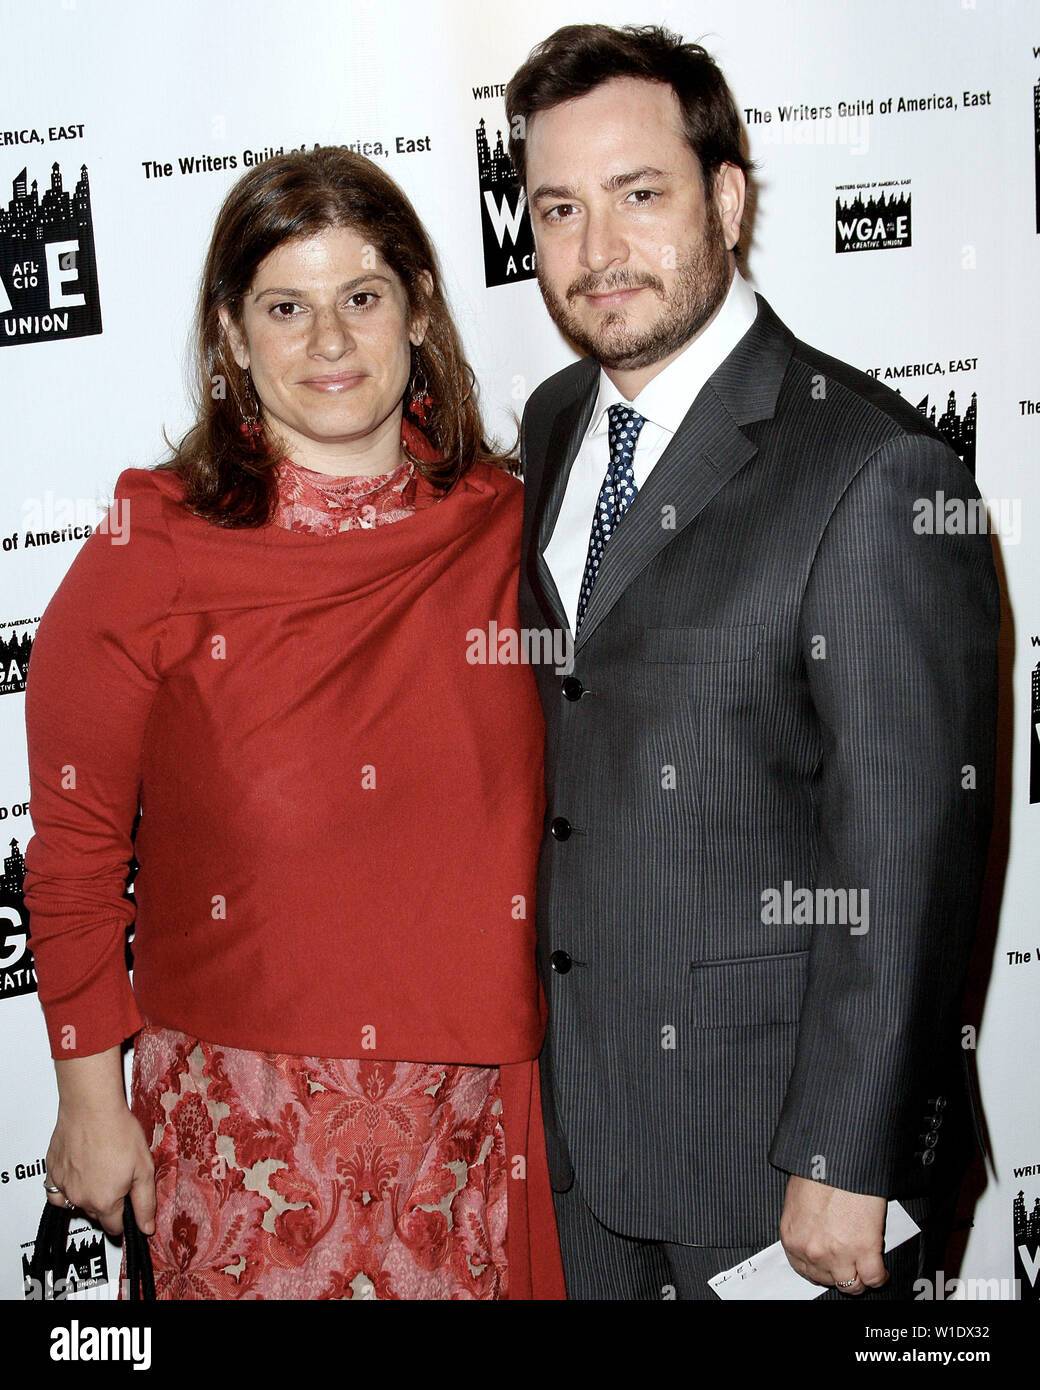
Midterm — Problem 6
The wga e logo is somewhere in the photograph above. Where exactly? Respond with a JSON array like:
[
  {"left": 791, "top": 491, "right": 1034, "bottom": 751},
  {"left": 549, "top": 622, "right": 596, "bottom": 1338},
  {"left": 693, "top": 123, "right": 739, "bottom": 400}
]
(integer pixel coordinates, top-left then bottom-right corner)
[
  {"left": 835, "top": 183, "right": 912, "bottom": 253},
  {"left": 22, "top": 1224, "right": 108, "bottom": 1300},
  {"left": 475, "top": 117, "right": 535, "bottom": 287},
  {"left": 0, "top": 160, "right": 102, "bottom": 346},
  {"left": 0, "top": 836, "right": 36, "bottom": 1001}
]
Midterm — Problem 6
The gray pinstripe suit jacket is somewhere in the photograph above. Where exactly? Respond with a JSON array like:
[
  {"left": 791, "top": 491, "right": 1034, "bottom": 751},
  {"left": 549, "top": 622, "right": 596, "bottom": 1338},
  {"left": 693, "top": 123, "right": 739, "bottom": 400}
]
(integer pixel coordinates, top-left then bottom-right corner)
[{"left": 517, "top": 295, "right": 999, "bottom": 1246}]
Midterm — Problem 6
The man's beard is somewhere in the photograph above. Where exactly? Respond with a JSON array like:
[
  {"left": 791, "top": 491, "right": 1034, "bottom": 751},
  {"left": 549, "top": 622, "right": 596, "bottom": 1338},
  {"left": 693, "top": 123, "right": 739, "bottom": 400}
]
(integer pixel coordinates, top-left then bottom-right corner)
[{"left": 536, "top": 200, "right": 732, "bottom": 371}]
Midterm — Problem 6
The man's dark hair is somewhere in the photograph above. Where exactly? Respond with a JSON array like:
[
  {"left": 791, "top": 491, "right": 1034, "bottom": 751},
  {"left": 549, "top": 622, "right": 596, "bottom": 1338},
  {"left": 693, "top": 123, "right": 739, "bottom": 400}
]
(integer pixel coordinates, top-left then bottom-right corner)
[{"left": 505, "top": 23, "right": 751, "bottom": 198}]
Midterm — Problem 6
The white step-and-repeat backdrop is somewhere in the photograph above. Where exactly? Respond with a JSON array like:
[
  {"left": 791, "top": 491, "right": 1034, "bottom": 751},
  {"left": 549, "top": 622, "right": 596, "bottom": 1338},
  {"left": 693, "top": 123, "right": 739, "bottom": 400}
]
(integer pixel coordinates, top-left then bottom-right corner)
[{"left": 1, "top": 0, "right": 1036, "bottom": 1302}]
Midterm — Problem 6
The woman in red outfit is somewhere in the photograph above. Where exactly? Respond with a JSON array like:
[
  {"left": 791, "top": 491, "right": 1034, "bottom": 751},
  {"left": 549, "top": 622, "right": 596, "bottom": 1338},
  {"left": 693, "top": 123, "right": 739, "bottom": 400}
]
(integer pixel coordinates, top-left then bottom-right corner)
[{"left": 23, "top": 148, "right": 564, "bottom": 1300}]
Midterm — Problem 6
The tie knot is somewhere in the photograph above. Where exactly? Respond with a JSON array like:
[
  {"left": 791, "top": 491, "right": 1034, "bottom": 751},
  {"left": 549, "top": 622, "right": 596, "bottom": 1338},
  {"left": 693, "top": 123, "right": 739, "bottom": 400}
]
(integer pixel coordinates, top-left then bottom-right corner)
[
  {"left": 607, "top": 403, "right": 644, "bottom": 439},
  {"left": 606, "top": 404, "right": 644, "bottom": 473}
]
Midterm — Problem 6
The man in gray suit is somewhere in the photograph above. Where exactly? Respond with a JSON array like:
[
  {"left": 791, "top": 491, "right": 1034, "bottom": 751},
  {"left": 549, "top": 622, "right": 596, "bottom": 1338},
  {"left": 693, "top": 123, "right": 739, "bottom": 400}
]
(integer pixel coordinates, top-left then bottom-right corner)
[{"left": 505, "top": 24, "right": 998, "bottom": 1300}]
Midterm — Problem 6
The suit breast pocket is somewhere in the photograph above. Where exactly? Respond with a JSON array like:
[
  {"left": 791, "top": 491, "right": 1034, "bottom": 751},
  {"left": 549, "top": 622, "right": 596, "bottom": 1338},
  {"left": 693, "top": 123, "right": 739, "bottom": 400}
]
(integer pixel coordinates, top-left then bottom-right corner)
[{"left": 641, "top": 623, "right": 765, "bottom": 665}]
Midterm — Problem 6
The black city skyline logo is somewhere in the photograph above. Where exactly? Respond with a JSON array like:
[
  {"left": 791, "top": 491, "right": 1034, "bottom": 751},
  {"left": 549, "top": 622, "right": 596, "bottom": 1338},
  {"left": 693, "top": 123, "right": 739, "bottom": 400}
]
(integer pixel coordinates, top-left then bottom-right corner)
[
  {"left": 0, "top": 836, "right": 35, "bottom": 1002},
  {"left": 0, "top": 626, "right": 33, "bottom": 696},
  {"left": 0, "top": 159, "right": 102, "bottom": 347},
  {"left": 475, "top": 118, "right": 536, "bottom": 288},
  {"left": 912, "top": 389, "right": 977, "bottom": 477},
  {"left": 835, "top": 187, "right": 912, "bottom": 253},
  {"left": 1013, "top": 1188, "right": 1040, "bottom": 1301}
]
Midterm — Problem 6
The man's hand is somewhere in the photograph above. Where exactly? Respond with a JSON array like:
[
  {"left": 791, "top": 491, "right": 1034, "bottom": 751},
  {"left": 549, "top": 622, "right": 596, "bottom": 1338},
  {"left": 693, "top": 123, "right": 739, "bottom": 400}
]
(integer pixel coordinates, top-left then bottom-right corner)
[{"left": 779, "top": 1174, "right": 888, "bottom": 1295}]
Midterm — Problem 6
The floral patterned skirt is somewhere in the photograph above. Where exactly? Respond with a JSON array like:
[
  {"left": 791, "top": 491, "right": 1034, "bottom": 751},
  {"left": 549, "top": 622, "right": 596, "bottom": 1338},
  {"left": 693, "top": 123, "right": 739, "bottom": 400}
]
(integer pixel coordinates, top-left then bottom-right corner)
[{"left": 128, "top": 1023, "right": 510, "bottom": 1299}]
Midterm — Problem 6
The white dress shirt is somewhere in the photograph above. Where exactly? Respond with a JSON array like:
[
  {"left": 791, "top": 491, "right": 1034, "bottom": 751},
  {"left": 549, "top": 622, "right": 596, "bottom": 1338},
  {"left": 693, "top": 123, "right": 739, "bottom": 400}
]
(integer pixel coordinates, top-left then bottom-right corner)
[{"left": 543, "top": 270, "right": 760, "bottom": 632}]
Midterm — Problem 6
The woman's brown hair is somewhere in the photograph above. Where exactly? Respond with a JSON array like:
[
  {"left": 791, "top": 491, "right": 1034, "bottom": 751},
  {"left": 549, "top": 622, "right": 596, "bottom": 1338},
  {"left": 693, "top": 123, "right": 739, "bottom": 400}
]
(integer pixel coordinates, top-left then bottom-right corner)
[{"left": 160, "top": 146, "right": 509, "bottom": 527}]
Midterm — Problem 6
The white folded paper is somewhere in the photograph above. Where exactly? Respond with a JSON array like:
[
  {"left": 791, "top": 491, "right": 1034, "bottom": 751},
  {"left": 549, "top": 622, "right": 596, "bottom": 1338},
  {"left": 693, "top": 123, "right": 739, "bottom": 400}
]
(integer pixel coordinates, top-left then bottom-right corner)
[{"left": 707, "top": 1201, "right": 921, "bottom": 1301}]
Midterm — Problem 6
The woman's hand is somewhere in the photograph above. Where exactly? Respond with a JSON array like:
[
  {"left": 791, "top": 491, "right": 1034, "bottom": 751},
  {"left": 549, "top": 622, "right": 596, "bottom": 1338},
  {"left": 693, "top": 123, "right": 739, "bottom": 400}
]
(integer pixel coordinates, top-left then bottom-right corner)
[{"left": 46, "top": 1047, "right": 156, "bottom": 1240}]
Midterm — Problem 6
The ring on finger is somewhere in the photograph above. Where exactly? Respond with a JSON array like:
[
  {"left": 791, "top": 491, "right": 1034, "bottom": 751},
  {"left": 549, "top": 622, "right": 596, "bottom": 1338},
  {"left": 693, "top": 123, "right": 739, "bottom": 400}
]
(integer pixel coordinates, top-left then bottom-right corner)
[
  {"left": 834, "top": 1275, "right": 860, "bottom": 1288},
  {"left": 43, "top": 1182, "right": 63, "bottom": 1195}
]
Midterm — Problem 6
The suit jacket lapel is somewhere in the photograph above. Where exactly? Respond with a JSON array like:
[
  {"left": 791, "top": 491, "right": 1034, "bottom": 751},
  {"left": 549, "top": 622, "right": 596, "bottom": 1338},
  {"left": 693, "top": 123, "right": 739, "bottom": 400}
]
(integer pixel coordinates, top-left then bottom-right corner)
[
  {"left": 575, "top": 294, "right": 795, "bottom": 650},
  {"left": 574, "top": 389, "right": 757, "bottom": 648},
  {"left": 528, "top": 295, "right": 796, "bottom": 647},
  {"left": 532, "top": 367, "right": 598, "bottom": 631}
]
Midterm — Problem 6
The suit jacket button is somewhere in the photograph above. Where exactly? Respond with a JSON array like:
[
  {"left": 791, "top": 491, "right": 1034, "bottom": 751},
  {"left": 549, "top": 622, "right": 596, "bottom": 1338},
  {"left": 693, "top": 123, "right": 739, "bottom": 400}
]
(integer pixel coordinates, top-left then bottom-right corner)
[
  {"left": 561, "top": 676, "right": 584, "bottom": 701},
  {"left": 550, "top": 817, "right": 572, "bottom": 840},
  {"left": 916, "top": 1149, "right": 936, "bottom": 1166},
  {"left": 928, "top": 1096, "right": 947, "bottom": 1111},
  {"left": 551, "top": 950, "right": 573, "bottom": 974}
]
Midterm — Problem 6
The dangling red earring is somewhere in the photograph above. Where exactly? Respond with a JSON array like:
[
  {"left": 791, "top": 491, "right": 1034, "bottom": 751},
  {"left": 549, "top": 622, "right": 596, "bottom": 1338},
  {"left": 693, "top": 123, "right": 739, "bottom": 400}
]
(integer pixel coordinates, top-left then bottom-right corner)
[
  {"left": 239, "top": 370, "right": 263, "bottom": 445},
  {"left": 407, "top": 350, "right": 433, "bottom": 427}
]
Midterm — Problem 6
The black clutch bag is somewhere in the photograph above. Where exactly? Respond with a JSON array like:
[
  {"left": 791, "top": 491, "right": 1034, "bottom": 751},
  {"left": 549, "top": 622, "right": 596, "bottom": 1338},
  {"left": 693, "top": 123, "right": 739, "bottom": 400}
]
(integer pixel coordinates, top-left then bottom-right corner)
[{"left": 27, "top": 1193, "right": 155, "bottom": 1300}]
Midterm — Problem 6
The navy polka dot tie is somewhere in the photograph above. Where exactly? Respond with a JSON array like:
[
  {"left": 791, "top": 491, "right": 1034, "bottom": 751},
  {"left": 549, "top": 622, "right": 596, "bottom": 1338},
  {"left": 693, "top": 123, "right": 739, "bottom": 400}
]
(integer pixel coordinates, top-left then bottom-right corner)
[{"left": 575, "top": 403, "right": 645, "bottom": 630}]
